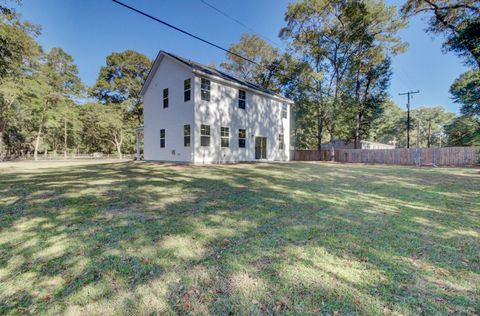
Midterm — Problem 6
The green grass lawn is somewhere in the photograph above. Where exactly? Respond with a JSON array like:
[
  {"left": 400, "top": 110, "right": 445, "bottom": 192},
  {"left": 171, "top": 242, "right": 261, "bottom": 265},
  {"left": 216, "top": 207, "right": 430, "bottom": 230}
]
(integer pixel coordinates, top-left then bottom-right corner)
[{"left": 0, "top": 161, "right": 479, "bottom": 315}]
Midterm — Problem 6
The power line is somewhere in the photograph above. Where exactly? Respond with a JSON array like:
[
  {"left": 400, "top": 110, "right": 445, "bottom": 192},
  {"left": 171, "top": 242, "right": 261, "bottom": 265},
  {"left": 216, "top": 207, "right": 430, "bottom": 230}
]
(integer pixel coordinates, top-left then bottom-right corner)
[
  {"left": 199, "top": 0, "right": 283, "bottom": 48},
  {"left": 399, "top": 90, "right": 420, "bottom": 148},
  {"left": 111, "top": 0, "right": 261, "bottom": 67}
]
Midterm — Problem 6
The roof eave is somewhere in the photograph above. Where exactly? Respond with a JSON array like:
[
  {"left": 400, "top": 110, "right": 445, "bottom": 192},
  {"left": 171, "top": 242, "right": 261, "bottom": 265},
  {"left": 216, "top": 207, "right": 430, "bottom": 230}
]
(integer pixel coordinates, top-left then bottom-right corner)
[{"left": 192, "top": 69, "right": 294, "bottom": 104}]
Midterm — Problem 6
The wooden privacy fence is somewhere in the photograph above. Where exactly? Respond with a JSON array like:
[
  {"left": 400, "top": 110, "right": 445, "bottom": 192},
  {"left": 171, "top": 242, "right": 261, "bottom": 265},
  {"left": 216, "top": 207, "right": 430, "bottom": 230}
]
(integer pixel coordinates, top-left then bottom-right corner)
[{"left": 293, "top": 147, "right": 480, "bottom": 166}]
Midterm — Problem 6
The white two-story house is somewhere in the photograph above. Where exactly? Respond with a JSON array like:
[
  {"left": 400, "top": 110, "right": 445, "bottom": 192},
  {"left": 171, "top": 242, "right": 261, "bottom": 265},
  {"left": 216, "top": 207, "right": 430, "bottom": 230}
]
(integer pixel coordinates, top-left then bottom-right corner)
[{"left": 140, "top": 51, "right": 293, "bottom": 164}]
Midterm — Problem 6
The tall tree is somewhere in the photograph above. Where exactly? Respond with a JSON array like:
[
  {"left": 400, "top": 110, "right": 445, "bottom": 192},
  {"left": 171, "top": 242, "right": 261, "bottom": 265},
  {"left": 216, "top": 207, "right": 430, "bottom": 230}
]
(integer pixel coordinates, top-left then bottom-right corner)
[
  {"left": 370, "top": 99, "right": 406, "bottom": 147},
  {"left": 0, "top": 3, "right": 42, "bottom": 157},
  {"left": 221, "top": 33, "right": 283, "bottom": 91},
  {"left": 43, "top": 47, "right": 83, "bottom": 157},
  {"left": 0, "top": 0, "right": 41, "bottom": 79},
  {"left": 402, "top": 0, "right": 480, "bottom": 68},
  {"left": 30, "top": 47, "right": 83, "bottom": 160},
  {"left": 411, "top": 106, "right": 455, "bottom": 147},
  {"left": 444, "top": 115, "right": 480, "bottom": 146},
  {"left": 90, "top": 50, "right": 151, "bottom": 124},
  {"left": 450, "top": 69, "right": 480, "bottom": 116},
  {"left": 79, "top": 103, "right": 129, "bottom": 158},
  {"left": 281, "top": 0, "right": 406, "bottom": 151},
  {"left": 89, "top": 50, "right": 151, "bottom": 158}
]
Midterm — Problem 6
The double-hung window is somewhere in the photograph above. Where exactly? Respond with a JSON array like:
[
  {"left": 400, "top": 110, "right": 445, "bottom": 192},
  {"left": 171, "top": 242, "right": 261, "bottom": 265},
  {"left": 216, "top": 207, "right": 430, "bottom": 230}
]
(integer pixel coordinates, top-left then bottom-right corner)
[
  {"left": 160, "top": 129, "right": 165, "bottom": 148},
  {"left": 282, "top": 103, "right": 287, "bottom": 119},
  {"left": 221, "top": 127, "right": 229, "bottom": 147},
  {"left": 279, "top": 134, "right": 285, "bottom": 150},
  {"left": 163, "top": 88, "right": 169, "bottom": 108},
  {"left": 238, "top": 89, "right": 246, "bottom": 109},
  {"left": 238, "top": 129, "right": 246, "bottom": 148},
  {"left": 200, "top": 124, "right": 210, "bottom": 146},
  {"left": 184, "top": 125, "right": 191, "bottom": 147},
  {"left": 184, "top": 78, "right": 191, "bottom": 102},
  {"left": 201, "top": 78, "right": 210, "bottom": 101}
]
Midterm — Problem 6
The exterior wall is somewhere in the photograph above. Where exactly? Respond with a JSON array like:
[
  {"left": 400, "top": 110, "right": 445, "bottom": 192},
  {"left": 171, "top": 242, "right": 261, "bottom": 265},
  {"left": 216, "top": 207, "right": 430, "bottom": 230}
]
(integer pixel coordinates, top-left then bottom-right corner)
[
  {"left": 143, "top": 57, "right": 195, "bottom": 162},
  {"left": 322, "top": 139, "right": 395, "bottom": 150},
  {"left": 360, "top": 141, "right": 395, "bottom": 150},
  {"left": 193, "top": 75, "right": 290, "bottom": 164}
]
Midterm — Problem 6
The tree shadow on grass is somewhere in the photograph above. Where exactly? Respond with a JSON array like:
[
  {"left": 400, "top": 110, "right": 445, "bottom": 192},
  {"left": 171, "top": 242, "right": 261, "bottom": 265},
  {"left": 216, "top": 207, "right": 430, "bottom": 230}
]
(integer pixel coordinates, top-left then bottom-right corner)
[{"left": 0, "top": 161, "right": 478, "bottom": 315}]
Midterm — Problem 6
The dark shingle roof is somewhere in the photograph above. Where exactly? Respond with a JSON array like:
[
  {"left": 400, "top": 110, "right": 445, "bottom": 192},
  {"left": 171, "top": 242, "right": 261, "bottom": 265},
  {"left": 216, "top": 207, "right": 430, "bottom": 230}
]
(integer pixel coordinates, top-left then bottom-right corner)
[{"left": 162, "top": 51, "right": 290, "bottom": 102}]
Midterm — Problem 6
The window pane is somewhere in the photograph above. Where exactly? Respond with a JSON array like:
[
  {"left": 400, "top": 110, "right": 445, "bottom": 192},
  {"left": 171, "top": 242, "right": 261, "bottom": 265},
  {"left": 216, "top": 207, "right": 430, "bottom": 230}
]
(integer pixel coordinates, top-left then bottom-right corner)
[
  {"left": 221, "top": 127, "right": 229, "bottom": 137},
  {"left": 238, "top": 129, "right": 246, "bottom": 138},
  {"left": 221, "top": 138, "right": 229, "bottom": 147},
  {"left": 239, "top": 99, "right": 246, "bottom": 109},
  {"left": 201, "top": 78, "right": 210, "bottom": 89},
  {"left": 184, "top": 79, "right": 191, "bottom": 102},
  {"left": 238, "top": 129, "right": 246, "bottom": 148},
  {"left": 163, "top": 88, "right": 168, "bottom": 108},
  {"left": 282, "top": 104, "right": 288, "bottom": 118},
  {"left": 201, "top": 90, "right": 210, "bottom": 101},
  {"left": 184, "top": 124, "right": 190, "bottom": 135},
  {"left": 201, "top": 124, "right": 210, "bottom": 136},
  {"left": 201, "top": 136, "right": 210, "bottom": 146},
  {"left": 184, "top": 136, "right": 190, "bottom": 147},
  {"left": 160, "top": 129, "right": 165, "bottom": 138},
  {"left": 201, "top": 79, "right": 210, "bottom": 101}
]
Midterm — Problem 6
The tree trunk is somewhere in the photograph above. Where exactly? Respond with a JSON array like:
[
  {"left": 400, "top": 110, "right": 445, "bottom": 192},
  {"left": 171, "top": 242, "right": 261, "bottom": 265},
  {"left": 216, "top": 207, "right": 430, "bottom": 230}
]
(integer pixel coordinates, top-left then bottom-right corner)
[
  {"left": 427, "top": 120, "right": 432, "bottom": 148},
  {"left": 317, "top": 109, "right": 323, "bottom": 161},
  {"left": 33, "top": 124, "right": 42, "bottom": 161},
  {"left": 354, "top": 68, "right": 361, "bottom": 149},
  {"left": 0, "top": 121, "right": 5, "bottom": 158},
  {"left": 0, "top": 130, "right": 3, "bottom": 159},
  {"left": 113, "top": 133, "right": 123, "bottom": 160},
  {"left": 116, "top": 143, "right": 122, "bottom": 159},
  {"left": 64, "top": 118, "right": 68, "bottom": 158},
  {"left": 354, "top": 111, "right": 361, "bottom": 149}
]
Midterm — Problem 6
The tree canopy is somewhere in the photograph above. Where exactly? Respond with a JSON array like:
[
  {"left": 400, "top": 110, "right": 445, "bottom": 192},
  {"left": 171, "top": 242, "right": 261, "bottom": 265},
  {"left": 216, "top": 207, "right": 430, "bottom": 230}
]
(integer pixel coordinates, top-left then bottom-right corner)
[{"left": 0, "top": 0, "right": 476, "bottom": 160}]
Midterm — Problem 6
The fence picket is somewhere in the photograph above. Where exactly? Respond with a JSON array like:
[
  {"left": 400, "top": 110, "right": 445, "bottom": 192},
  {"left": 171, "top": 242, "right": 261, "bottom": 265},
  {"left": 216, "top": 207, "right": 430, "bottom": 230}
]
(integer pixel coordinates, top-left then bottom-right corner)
[{"left": 292, "top": 147, "right": 479, "bottom": 166}]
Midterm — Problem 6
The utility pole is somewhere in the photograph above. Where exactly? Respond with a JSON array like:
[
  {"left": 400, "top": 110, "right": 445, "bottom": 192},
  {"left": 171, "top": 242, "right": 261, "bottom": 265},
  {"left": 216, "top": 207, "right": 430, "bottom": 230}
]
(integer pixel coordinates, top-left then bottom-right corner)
[{"left": 399, "top": 90, "right": 419, "bottom": 148}]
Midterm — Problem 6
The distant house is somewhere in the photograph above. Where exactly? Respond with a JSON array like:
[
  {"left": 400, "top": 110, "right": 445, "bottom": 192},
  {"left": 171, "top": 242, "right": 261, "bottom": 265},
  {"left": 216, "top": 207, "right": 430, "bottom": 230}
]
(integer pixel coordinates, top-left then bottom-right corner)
[
  {"left": 322, "top": 139, "right": 395, "bottom": 150},
  {"left": 139, "top": 51, "right": 293, "bottom": 163}
]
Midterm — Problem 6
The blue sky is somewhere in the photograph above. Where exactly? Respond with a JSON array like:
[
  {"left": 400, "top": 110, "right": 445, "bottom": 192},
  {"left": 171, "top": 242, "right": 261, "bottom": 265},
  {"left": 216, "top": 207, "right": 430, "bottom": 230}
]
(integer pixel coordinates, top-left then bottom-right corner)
[{"left": 16, "top": 0, "right": 468, "bottom": 113}]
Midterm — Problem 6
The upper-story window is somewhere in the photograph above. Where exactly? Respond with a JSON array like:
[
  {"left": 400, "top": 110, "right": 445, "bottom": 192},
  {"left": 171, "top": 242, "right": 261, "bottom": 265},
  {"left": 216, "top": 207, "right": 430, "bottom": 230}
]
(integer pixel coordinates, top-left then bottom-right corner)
[
  {"left": 238, "top": 89, "right": 246, "bottom": 109},
  {"left": 160, "top": 129, "right": 165, "bottom": 148},
  {"left": 282, "top": 103, "right": 288, "bottom": 119},
  {"left": 201, "top": 78, "right": 210, "bottom": 101},
  {"left": 200, "top": 124, "right": 210, "bottom": 146},
  {"left": 221, "top": 127, "right": 230, "bottom": 147},
  {"left": 184, "top": 78, "right": 191, "bottom": 102},
  {"left": 163, "top": 88, "right": 169, "bottom": 108},
  {"left": 238, "top": 129, "right": 246, "bottom": 148}
]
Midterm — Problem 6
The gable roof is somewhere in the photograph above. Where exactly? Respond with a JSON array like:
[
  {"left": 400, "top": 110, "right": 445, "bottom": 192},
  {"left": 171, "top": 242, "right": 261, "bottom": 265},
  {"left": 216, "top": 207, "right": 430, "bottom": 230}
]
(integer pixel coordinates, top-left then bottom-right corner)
[{"left": 140, "top": 50, "right": 293, "bottom": 104}]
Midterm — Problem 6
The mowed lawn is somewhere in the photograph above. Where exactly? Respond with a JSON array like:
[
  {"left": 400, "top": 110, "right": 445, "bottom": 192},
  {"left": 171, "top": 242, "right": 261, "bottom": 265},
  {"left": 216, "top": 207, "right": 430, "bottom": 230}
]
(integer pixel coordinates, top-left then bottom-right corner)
[{"left": 0, "top": 161, "right": 479, "bottom": 315}]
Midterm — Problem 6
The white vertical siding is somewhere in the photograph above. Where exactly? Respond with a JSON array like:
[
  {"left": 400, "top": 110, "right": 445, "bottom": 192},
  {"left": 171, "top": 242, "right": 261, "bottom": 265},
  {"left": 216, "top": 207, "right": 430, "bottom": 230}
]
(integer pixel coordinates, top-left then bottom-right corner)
[
  {"left": 193, "top": 75, "right": 290, "bottom": 164},
  {"left": 143, "top": 54, "right": 291, "bottom": 164},
  {"left": 143, "top": 57, "right": 195, "bottom": 162}
]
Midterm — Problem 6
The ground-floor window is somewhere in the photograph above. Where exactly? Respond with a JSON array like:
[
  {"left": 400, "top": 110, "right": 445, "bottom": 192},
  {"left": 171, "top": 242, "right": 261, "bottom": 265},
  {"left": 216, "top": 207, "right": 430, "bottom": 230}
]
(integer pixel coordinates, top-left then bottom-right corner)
[
  {"left": 238, "top": 129, "right": 246, "bottom": 148},
  {"left": 184, "top": 125, "right": 190, "bottom": 147},
  {"left": 201, "top": 124, "right": 210, "bottom": 146},
  {"left": 279, "top": 134, "right": 284, "bottom": 150},
  {"left": 160, "top": 129, "right": 165, "bottom": 148},
  {"left": 221, "top": 127, "right": 229, "bottom": 147}
]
